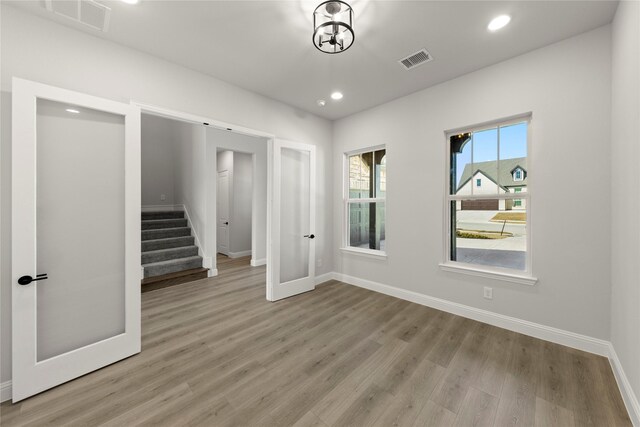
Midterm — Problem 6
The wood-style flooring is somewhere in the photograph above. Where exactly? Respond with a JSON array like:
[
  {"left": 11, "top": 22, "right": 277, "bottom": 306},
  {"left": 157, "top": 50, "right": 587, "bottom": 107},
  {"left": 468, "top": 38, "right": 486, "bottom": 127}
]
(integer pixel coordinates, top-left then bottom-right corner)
[{"left": 0, "top": 255, "right": 631, "bottom": 426}]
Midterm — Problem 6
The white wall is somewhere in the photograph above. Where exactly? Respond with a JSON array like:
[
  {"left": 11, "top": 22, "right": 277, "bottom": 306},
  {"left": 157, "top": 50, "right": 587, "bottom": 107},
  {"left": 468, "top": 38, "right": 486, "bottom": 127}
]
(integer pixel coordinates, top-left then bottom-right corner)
[
  {"left": 0, "top": 4, "right": 333, "bottom": 385},
  {"left": 141, "top": 114, "right": 176, "bottom": 206},
  {"left": 232, "top": 152, "right": 253, "bottom": 254},
  {"left": 333, "top": 26, "right": 612, "bottom": 340},
  {"left": 173, "top": 120, "right": 207, "bottom": 247},
  {"left": 610, "top": 0, "right": 640, "bottom": 418}
]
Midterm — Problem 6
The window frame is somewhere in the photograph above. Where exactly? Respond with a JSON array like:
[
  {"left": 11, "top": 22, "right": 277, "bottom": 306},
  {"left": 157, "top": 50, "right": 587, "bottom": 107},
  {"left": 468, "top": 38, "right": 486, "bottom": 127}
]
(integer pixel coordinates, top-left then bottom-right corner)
[
  {"left": 342, "top": 145, "right": 387, "bottom": 258},
  {"left": 441, "top": 113, "right": 537, "bottom": 285}
]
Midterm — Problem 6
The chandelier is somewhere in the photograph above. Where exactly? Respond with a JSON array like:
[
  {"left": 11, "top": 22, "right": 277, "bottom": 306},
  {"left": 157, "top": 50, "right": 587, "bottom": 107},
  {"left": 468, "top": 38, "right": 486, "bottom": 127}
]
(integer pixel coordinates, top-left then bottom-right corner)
[{"left": 312, "top": 1, "right": 354, "bottom": 54}]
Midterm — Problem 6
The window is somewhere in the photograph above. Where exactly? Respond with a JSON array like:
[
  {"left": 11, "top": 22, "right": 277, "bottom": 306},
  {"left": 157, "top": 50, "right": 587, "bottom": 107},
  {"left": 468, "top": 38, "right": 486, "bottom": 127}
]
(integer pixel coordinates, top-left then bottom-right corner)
[
  {"left": 445, "top": 117, "right": 531, "bottom": 278},
  {"left": 344, "top": 147, "right": 386, "bottom": 254},
  {"left": 476, "top": 178, "right": 482, "bottom": 187}
]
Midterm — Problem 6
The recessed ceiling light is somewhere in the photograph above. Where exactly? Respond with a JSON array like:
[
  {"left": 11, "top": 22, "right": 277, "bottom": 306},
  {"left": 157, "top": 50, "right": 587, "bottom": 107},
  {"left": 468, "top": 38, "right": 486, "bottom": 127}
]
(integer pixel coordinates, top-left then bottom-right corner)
[
  {"left": 65, "top": 108, "right": 80, "bottom": 114},
  {"left": 121, "top": 0, "right": 139, "bottom": 4},
  {"left": 331, "top": 92, "right": 343, "bottom": 100},
  {"left": 317, "top": 99, "right": 326, "bottom": 107},
  {"left": 488, "top": 15, "right": 511, "bottom": 32}
]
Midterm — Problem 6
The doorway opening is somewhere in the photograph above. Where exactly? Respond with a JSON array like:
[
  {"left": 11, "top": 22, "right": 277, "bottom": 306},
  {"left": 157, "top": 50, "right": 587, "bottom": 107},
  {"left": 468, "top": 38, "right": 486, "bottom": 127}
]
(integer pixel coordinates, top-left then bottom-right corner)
[{"left": 139, "top": 111, "right": 268, "bottom": 291}]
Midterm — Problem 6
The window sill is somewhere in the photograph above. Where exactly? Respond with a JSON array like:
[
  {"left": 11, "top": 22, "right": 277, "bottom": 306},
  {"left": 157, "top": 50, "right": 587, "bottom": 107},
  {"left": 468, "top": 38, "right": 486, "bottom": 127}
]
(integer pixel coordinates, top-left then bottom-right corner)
[
  {"left": 340, "top": 247, "right": 387, "bottom": 259},
  {"left": 439, "top": 262, "right": 538, "bottom": 286}
]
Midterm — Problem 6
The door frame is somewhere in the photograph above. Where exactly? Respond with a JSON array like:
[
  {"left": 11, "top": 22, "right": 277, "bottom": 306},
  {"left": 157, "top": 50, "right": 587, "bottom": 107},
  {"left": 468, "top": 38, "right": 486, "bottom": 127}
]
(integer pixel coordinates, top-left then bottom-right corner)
[
  {"left": 132, "top": 102, "right": 275, "bottom": 282},
  {"left": 11, "top": 78, "right": 141, "bottom": 402}
]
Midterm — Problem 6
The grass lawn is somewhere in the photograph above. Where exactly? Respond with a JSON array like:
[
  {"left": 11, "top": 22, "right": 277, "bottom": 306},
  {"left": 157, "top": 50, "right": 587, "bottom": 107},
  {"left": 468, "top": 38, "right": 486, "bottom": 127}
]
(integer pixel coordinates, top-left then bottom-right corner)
[
  {"left": 456, "top": 229, "right": 512, "bottom": 240},
  {"left": 491, "top": 212, "right": 526, "bottom": 222}
]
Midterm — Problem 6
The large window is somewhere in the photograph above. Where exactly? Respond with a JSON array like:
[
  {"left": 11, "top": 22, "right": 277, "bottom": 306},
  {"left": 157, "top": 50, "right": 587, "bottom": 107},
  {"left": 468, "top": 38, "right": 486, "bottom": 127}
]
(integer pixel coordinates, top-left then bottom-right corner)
[
  {"left": 344, "top": 147, "right": 386, "bottom": 254},
  {"left": 446, "top": 117, "right": 530, "bottom": 276}
]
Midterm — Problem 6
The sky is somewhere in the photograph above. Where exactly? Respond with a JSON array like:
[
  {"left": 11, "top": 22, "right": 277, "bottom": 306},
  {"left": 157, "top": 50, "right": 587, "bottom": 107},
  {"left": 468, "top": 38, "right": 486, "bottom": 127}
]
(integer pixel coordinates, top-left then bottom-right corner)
[{"left": 455, "top": 122, "right": 527, "bottom": 186}]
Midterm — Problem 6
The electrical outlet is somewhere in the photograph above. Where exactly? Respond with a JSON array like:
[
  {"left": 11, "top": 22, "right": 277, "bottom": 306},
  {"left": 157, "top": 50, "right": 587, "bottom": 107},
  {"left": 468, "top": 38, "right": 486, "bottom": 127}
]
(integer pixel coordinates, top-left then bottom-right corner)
[
  {"left": 160, "top": 194, "right": 166, "bottom": 201},
  {"left": 483, "top": 287, "right": 493, "bottom": 300}
]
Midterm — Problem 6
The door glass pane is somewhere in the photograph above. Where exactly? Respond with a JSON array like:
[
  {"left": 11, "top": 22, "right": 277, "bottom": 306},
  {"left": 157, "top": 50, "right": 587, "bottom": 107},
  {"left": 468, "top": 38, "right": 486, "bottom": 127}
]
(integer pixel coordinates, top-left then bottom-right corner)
[
  {"left": 279, "top": 147, "right": 310, "bottom": 283},
  {"left": 36, "top": 99, "right": 126, "bottom": 361}
]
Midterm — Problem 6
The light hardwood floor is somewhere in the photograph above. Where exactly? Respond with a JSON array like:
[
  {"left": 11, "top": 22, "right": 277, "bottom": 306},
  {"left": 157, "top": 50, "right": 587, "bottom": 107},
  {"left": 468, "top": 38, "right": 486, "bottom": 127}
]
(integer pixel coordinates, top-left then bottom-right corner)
[{"left": 0, "top": 256, "right": 631, "bottom": 426}]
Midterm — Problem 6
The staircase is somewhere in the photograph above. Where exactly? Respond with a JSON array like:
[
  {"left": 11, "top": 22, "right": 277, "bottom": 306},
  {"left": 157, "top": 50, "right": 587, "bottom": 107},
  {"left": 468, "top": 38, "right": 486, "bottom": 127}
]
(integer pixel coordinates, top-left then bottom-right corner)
[{"left": 141, "top": 211, "right": 208, "bottom": 292}]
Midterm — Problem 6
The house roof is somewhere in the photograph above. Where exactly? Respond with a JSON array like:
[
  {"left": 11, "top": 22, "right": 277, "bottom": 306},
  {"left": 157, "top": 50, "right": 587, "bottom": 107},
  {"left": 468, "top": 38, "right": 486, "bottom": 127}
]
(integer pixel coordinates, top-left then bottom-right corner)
[{"left": 457, "top": 157, "right": 527, "bottom": 192}]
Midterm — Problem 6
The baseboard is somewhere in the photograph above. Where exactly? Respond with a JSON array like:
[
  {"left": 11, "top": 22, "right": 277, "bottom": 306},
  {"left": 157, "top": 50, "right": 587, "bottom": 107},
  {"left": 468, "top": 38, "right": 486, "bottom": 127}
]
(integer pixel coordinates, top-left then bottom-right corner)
[
  {"left": 251, "top": 258, "right": 266, "bottom": 267},
  {"left": 608, "top": 344, "right": 640, "bottom": 426},
  {"left": 333, "top": 272, "right": 610, "bottom": 357},
  {"left": 314, "top": 272, "right": 334, "bottom": 285},
  {"left": 228, "top": 250, "right": 252, "bottom": 259},
  {"left": 1, "top": 381, "right": 11, "bottom": 403},
  {"left": 208, "top": 268, "right": 218, "bottom": 278},
  {"left": 141, "top": 204, "right": 182, "bottom": 212}
]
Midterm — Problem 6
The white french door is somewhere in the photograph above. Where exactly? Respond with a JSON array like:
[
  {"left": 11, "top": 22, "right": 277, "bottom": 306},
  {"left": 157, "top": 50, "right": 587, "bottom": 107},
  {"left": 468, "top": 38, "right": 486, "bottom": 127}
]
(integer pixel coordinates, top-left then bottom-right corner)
[
  {"left": 267, "top": 139, "right": 316, "bottom": 301},
  {"left": 11, "top": 78, "right": 141, "bottom": 402}
]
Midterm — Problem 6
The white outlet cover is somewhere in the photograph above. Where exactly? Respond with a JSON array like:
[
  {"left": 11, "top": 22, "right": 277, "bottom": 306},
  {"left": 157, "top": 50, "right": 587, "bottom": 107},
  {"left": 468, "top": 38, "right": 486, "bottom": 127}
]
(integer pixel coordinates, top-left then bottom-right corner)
[{"left": 483, "top": 287, "right": 493, "bottom": 299}]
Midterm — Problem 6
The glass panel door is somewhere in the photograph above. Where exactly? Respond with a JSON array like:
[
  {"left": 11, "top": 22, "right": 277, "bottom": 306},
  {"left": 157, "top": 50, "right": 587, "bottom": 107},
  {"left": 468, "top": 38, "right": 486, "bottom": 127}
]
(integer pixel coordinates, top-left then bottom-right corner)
[
  {"left": 268, "top": 139, "right": 316, "bottom": 301},
  {"left": 12, "top": 78, "right": 140, "bottom": 402}
]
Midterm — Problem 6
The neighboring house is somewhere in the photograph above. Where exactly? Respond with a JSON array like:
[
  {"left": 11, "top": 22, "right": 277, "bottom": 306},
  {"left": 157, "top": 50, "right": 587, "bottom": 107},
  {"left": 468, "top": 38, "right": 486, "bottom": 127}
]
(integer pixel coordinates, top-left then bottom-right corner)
[{"left": 456, "top": 157, "right": 527, "bottom": 210}]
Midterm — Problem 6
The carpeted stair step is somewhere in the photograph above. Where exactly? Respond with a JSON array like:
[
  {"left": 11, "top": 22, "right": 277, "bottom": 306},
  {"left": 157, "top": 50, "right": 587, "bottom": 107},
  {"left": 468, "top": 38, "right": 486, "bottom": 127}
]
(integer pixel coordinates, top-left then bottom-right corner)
[
  {"left": 142, "top": 211, "right": 185, "bottom": 220},
  {"left": 142, "top": 236, "right": 194, "bottom": 252},
  {"left": 142, "top": 218, "right": 188, "bottom": 230},
  {"left": 142, "top": 227, "right": 191, "bottom": 241},
  {"left": 142, "top": 245, "right": 199, "bottom": 264},
  {"left": 143, "top": 256, "right": 203, "bottom": 278}
]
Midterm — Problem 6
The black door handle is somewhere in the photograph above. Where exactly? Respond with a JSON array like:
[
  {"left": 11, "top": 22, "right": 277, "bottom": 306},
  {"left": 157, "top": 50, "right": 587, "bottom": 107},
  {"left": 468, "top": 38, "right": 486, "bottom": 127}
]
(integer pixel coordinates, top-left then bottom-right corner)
[
  {"left": 18, "top": 274, "right": 48, "bottom": 286},
  {"left": 303, "top": 234, "right": 315, "bottom": 239}
]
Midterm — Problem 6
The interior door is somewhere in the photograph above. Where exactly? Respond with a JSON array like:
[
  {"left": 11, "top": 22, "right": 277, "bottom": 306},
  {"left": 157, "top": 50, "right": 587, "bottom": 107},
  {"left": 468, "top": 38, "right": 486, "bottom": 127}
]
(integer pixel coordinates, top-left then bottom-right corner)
[
  {"left": 11, "top": 78, "right": 141, "bottom": 402},
  {"left": 217, "top": 170, "right": 230, "bottom": 255},
  {"left": 267, "top": 139, "right": 316, "bottom": 301}
]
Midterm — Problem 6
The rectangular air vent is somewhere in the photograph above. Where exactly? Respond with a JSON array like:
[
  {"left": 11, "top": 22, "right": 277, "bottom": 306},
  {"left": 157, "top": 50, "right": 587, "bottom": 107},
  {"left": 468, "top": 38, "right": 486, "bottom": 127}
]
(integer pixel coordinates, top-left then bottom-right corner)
[
  {"left": 45, "top": 0, "right": 111, "bottom": 32},
  {"left": 398, "top": 49, "right": 433, "bottom": 70}
]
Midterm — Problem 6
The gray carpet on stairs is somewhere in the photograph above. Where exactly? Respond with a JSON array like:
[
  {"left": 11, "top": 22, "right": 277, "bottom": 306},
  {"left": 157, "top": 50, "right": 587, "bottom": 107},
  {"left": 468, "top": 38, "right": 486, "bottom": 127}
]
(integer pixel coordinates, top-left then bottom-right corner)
[{"left": 141, "top": 211, "right": 203, "bottom": 278}]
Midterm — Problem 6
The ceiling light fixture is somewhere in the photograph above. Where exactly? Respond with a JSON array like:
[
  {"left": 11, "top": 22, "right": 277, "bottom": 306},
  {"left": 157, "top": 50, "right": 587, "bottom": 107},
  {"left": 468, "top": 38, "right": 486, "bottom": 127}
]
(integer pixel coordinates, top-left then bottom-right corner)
[
  {"left": 121, "top": 0, "right": 140, "bottom": 4},
  {"left": 313, "top": 1, "right": 354, "bottom": 54},
  {"left": 65, "top": 108, "right": 80, "bottom": 114},
  {"left": 317, "top": 99, "right": 327, "bottom": 107},
  {"left": 331, "top": 92, "right": 343, "bottom": 100},
  {"left": 488, "top": 15, "right": 511, "bottom": 32}
]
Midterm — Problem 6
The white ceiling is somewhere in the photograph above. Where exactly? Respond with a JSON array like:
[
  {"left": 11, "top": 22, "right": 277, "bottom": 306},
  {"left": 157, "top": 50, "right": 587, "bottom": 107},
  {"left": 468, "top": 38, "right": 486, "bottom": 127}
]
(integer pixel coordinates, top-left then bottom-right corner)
[{"left": 9, "top": 0, "right": 618, "bottom": 120}]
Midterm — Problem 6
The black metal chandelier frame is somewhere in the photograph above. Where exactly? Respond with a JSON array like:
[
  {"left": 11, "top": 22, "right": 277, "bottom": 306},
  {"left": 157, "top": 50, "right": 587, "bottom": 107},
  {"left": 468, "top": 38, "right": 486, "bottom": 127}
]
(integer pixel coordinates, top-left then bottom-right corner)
[{"left": 312, "top": 0, "right": 355, "bottom": 54}]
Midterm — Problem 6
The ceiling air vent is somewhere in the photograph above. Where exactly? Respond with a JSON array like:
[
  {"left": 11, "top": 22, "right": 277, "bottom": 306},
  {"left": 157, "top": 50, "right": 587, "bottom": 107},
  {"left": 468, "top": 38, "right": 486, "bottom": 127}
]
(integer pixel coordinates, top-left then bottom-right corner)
[
  {"left": 398, "top": 49, "right": 433, "bottom": 71},
  {"left": 44, "top": 0, "right": 111, "bottom": 32}
]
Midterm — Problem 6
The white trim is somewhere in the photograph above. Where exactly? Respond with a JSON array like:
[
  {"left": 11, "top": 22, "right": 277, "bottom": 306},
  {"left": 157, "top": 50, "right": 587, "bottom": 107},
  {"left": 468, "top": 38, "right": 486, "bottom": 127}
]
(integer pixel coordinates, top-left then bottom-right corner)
[
  {"left": 333, "top": 272, "right": 610, "bottom": 356},
  {"left": 228, "top": 250, "right": 252, "bottom": 258},
  {"left": 314, "top": 272, "right": 334, "bottom": 285},
  {"left": 0, "top": 381, "right": 12, "bottom": 403},
  {"left": 208, "top": 268, "right": 218, "bottom": 278},
  {"left": 340, "top": 247, "right": 388, "bottom": 259},
  {"left": 439, "top": 262, "right": 538, "bottom": 286},
  {"left": 141, "top": 204, "right": 182, "bottom": 212},
  {"left": 608, "top": 344, "right": 640, "bottom": 426},
  {"left": 251, "top": 258, "right": 267, "bottom": 267},
  {"left": 445, "top": 112, "right": 533, "bottom": 135},
  {"left": 132, "top": 102, "right": 275, "bottom": 140}
]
